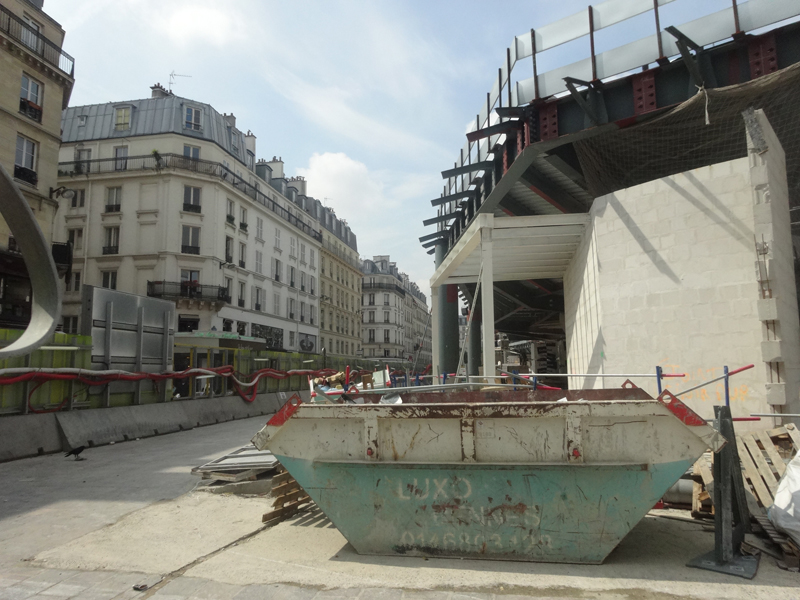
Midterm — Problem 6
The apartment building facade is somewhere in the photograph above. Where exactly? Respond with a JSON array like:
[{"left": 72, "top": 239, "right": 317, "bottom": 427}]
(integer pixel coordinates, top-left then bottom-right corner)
[
  {"left": 361, "top": 255, "right": 431, "bottom": 367},
  {"left": 0, "top": 0, "right": 74, "bottom": 328},
  {"left": 287, "top": 178, "right": 362, "bottom": 360},
  {"left": 54, "top": 85, "right": 321, "bottom": 352}
]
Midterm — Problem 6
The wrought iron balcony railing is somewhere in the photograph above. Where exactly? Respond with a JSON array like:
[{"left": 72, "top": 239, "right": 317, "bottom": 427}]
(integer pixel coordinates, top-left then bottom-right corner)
[
  {"left": 102, "top": 245, "right": 118, "bottom": 255},
  {"left": 104, "top": 204, "right": 121, "bottom": 213},
  {"left": 19, "top": 97, "right": 41, "bottom": 122},
  {"left": 183, "top": 203, "right": 201, "bottom": 213},
  {"left": 0, "top": 4, "right": 74, "bottom": 77},
  {"left": 147, "top": 280, "right": 229, "bottom": 303},
  {"left": 182, "top": 245, "right": 200, "bottom": 255},
  {"left": 13, "top": 165, "right": 37, "bottom": 186},
  {"left": 59, "top": 153, "right": 322, "bottom": 241}
]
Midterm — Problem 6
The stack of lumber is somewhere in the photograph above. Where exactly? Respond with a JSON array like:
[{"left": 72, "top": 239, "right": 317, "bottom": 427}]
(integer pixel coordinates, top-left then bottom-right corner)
[
  {"left": 192, "top": 445, "right": 278, "bottom": 484},
  {"left": 691, "top": 423, "right": 800, "bottom": 568},
  {"left": 262, "top": 465, "right": 313, "bottom": 525}
]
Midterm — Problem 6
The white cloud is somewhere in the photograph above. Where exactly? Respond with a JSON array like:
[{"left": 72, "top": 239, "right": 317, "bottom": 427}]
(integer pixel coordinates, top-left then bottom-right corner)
[{"left": 152, "top": 4, "right": 239, "bottom": 48}]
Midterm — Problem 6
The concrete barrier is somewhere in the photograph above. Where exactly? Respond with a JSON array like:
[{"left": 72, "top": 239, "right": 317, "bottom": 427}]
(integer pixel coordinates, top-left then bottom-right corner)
[
  {"left": 0, "top": 390, "right": 307, "bottom": 461},
  {"left": 0, "top": 413, "right": 63, "bottom": 463}
]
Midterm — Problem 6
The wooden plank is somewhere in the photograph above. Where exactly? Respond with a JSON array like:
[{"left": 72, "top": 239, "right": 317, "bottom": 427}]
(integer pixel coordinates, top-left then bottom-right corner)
[
  {"left": 742, "top": 434, "right": 779, "bottom": 494},
  {"left": 201, "top": 467, "right": 267, "bottom": 483},
  {"left": 262, "top": 496, "right": 311, "bottom": 523},
  {"left": 783, "top": 423, "right": 800, "bottom": 449},
  {"left": 273, "top": 488, "right": 307, "bottom": 506},
  {"left": 271, "top": 472, "right": 294, "bottom": 485},
  {"left": 271, "top": 481, "right": 301, "bottom": 496},
  {"left": 757, "top": 430, "right": 787, "bottom": 478},
  {"left": 737, "top": 438, "right": 773, "bottom": 508}
]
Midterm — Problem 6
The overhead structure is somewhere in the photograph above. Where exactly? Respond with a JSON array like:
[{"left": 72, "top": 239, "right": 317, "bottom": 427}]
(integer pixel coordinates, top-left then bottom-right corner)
[{"left": 421, "top": 0, "right": 800, "bottom": 376}]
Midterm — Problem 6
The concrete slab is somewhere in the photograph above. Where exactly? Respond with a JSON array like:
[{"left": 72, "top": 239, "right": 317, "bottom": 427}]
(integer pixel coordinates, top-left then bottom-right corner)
[{"left": 0, "top": 413, "right": 62, "bottom": 463}]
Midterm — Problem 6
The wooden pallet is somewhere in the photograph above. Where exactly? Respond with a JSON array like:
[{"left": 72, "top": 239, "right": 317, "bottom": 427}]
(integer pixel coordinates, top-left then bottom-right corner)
[
  {"left": 691, "top": 453, "right": 715, "bottom": 519},
  {"left": 261, "top": 466, "right": 313, "bottom": 525},
  {"left": 752, "top": 514, "right": 800, "bottom": 571}
]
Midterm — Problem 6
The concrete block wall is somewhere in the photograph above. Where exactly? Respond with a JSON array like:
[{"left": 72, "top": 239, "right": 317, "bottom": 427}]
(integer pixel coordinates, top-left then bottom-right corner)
[{"left": 564, "top": 111, "right": 800, "bottom": 428}]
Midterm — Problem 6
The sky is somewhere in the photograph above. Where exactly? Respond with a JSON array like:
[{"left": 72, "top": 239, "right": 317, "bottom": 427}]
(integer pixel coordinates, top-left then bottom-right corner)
[{"left": 44, "top": 0, "right": 734, "bottom": 302}]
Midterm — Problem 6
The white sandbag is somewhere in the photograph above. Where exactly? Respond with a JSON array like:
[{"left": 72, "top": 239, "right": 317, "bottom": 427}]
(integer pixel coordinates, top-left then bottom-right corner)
[{"left": 768, "top": 453, "right": 800, "bottom": 547}]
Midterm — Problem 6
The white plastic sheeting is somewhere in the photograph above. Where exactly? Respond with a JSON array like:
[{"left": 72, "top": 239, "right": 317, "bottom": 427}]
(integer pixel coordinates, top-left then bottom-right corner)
[{"left": 768, "top": 453, "right": 800, "bottom": 547}]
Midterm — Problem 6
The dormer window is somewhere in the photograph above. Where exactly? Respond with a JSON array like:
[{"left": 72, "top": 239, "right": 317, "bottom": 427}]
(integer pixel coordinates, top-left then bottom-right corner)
[
  {"left": 185, "top": 107, "right": 201, "bottom": 131},
  {"left": 115, "top": 106, "right": 131, "bottom": 131}
]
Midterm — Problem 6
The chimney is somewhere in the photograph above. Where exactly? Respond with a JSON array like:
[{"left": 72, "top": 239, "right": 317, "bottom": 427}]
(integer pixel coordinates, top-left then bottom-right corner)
[
  {"left": 287, "top": 175, "right": 307, "bottom": 197},
  {"left": 223, "top": 113, "right": 236, "bottom": 128},
  {"left": 150, "top": 83, "right": 171, "bottom": 98},
  {"left": 244, "top": 130, "right": 256, "bottom": 157},
  {"left": 266, "top": 156, "right": 284, "bottom": 179}
]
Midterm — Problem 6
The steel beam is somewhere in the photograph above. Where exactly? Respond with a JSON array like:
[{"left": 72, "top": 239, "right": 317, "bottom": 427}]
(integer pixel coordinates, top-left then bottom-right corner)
[{"left": 441, "top": 161, "right": 495, "bottom": 179}]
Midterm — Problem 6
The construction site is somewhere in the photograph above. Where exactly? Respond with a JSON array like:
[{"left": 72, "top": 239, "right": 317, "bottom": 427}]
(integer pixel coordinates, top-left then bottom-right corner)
[{"left": 3, "top": 0, "right": 800, "bottom": 599}]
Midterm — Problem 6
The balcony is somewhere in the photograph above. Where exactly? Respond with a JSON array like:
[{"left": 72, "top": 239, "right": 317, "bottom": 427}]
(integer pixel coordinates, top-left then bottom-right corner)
[
  {"left": 182, "top": 245, "right": 200, "bottom": 255},
  {"left": 255, "top": 303, "right": 261, "bottom": 311},
  {"left": 104, "top": 204, "right": 121, "bottom": 213},
  {"left": 239, "top": 260, "right": 246, "bottom": 269},
  {"left": 274, "top": 274, "right": 280, "bottom": 283},
  {"left": 147, "top": 281, "right": 229, "bottom": 303},
  {"left": 13, "top": 165, "right": 37, "bottom": 186},
  {"left": 183, "top": 203, "right": 201, "bottom": 214},
  {"left": 225, "top": 254, "right": 233, "bottom": 264},
  {"left": 19, "top": 97, "right": 41, "bottom": 122},
  {"left": 102, "top": 245, "right": 119, "bottom": 255},
  {"left": 238, "top": 298, "right": 245, "bottom": 308},
  {"left": 58, "top": 153, "right": 323, "bottom": 241},
  {"left": 289, "top": 313, "right": 295, "bottom": 320},
  {"left": 0, "top": 5, "right": 75, "bottom": 77},
  {"left": 239, "top": 222, "right": 248, "bottom": 231},
  {"left": 362, "top": 281, "right": 406, "bottom": 296}
]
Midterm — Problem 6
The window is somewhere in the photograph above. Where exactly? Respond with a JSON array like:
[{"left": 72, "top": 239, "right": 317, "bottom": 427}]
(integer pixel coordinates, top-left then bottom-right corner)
[
  {"left": 19, "top": 74, "right": 42, "bottom": 122},
  {"left": 70, "top": 189, "right": 85, "bottom": 208},
  {"left": 255, "top": 287, "right": 262, "bottom": 311},
  {"left": 78, "top": 115, "right": 87, "bottom": 126},
  {"left": 255, "top": 250, "right": 263, "bottom": 274},
  {"left": 310, "top": 249, "right": 315, "bottom": 268},
  {"left": 237, "top": 321, "right": 247, "bottom": 336},
  {"left": 222, "top": 319, "right": 233, "bottom": 332},
  {"left": 62, "top": 316, "right": 79, "bottom": 334},
  {"left": 274, "top": 228, "right": 281, "bottom": 250},
  {"left": 14, "top": 135, "right": 36, "bottom": 185},
  {"left": 183, "top": 186, "right": 201, "bottom": 212},
  {"left": 311, "top": 306, "right": 316, "bottom": 325},
  {"left": 103, "top": 227, "right": 119, "bottom": 254},
  {"left": 290, "top": 237, "right": 296, "bottom": 258},
  {"left": 183, "top": 144, "right": 200, "bottom": 159},
  {"left": 384, "top": 330, "right": 390, "bottom": 343},
  {"left": 114, "top": 107, "right": 131, "bottom": 130},
  {"left": 239, "top": 242, "right": 246, "bottom": 268},
  {"left": 289, "top": 331, "right": 295, "bottom": 347},
  {"left": 273, "top": 258, "right": 282, "bottom": 282},
  {"left": 289, "top": 266, "right": 296, "bottom": 288},
  {"left": 178, "top": 316, "right": 200, "bottom": 333},
  {"left": 300, "top": 243, "right": 306, "bottom": 264},
  {"left": 185, "top": 107, "right": 201, "bottom": 131},
  {"left": 288, "top": 298, "right": 296, "bottom": 320},
  {"left": 102, "top": 271, "right": 117, "bottom": 290},
  {"left": 76, "top": 148, "right": 91, "bottom": 174},
  {"left": 240, "top": 207, "right": 247, "bottom": 230},
  {"left": 21, "top": 14, "right": 40, "bottom": 51},
  {"left": 369, "top": 293, "right": 375, "bottom": 306},
  {"left": 384, "top": 293, "right": 389, "bottom": 306},
  {"left": 300, "top": 271, "right": 306, "bottom": 292},
  {"left": 384, "top": 311, "right": 390, "bottom": 323},
  {"left": 180, "top": 269, "right": 199, "bottom": 285},
  {"left": 273, "top": 292, "right": 280, "bottom": 315},
  {"left": 181, "top": 226, "right": 200, "bottom": 254},
  {"left": 66, "top": 271, "right": 81, "bottom": 293},
  {"left": 300, "top": 302, "right": 306, "bottom": 322},
  {"left": 369, "top": 311, "right": 375, "bottom": 323},
  {"left": 238, "top": 281, "right": 246, "bottom": 306},
  {"left": 224, "top": 277, "right": 232, "bottom": 300},
  {"left": 114, "top": 146, "right": 128, "bottom": 171},
  {"left": 227, "top": 199, "right": 235, "bottom": 217},
  {"left": 256, "top": 217, "right": 264, "bottom": 239},
  {"left": 106, "top": 187, "right": 121, "bottom": 212},
  {"left": 369, "top": 329, "right": 375, "bottom": 343},
  {"left": 67, "top": 228, "right": 83, "bottom": 250},
  {"left": 310, "top": 276, "right": 315, "bottom": 296},
  {"left": 225, "top": 236, "right": 233, "bottom": 262},
  {"left": 384, "top": 349, "right": 390, "bottom": 358}
]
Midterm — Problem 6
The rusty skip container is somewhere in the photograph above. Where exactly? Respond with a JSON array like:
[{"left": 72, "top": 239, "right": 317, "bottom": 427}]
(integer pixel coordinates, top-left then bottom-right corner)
[{"left": 253, "top": 389, "right": 724, "bottom": 564}]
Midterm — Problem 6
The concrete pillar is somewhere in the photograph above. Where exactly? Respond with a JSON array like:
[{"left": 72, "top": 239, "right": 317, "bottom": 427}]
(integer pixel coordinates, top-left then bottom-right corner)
[
  {"left": 435, "top": 242, "right": 459, "bottom": 377},
  {"left": 431, "top": 287, "right": 440, "bottom": 377},
  {"left": 480, "top": 228, "right": 495, "bottom": 381},
  {"left": 467, "top": 311, "right": 481, "bottom": 376}
]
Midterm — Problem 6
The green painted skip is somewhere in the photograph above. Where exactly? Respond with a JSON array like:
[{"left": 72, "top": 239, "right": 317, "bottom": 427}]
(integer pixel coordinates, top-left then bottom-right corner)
[{"left": 275, "top": 456, "right": 692, "bottom": 564}]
